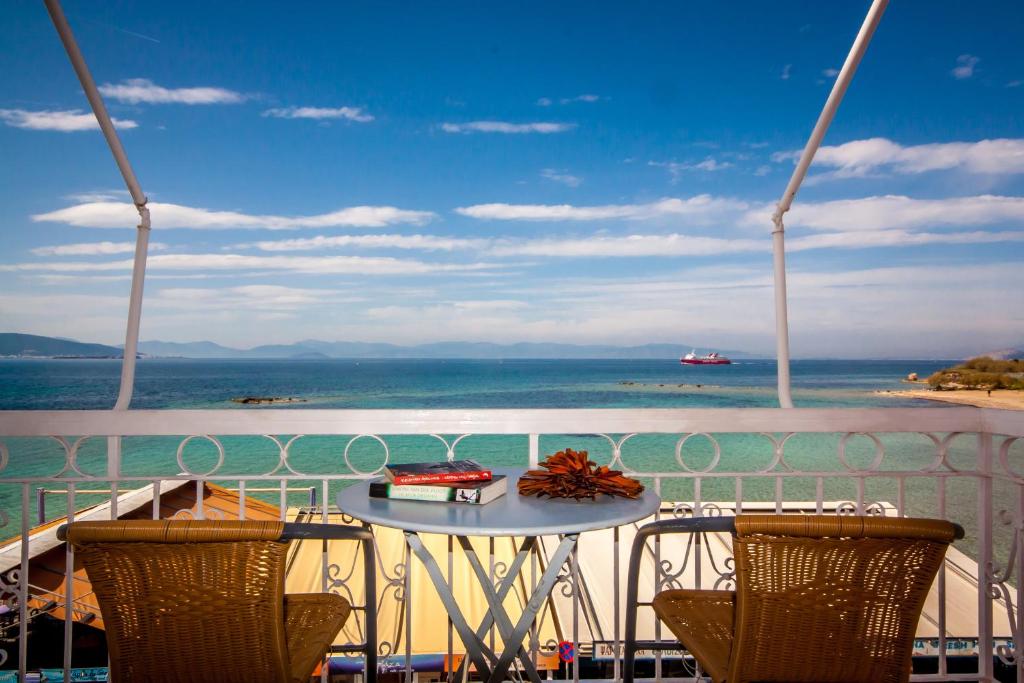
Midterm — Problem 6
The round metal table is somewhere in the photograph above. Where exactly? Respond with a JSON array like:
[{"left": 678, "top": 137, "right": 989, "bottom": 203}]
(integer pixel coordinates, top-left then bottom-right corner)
[{"left": 337, "top": 467, "right": 660, "bottom": 683}]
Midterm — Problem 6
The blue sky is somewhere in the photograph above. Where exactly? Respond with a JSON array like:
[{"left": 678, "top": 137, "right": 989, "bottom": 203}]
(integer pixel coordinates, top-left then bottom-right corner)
[{"left": 1, "top": 0, "right": 1023, "bottom": 357}]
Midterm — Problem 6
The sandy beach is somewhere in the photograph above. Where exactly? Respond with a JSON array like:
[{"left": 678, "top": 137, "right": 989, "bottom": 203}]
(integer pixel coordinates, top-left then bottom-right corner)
[{"left": 878, "top": 388, "right": 1024, "bottom": 411}]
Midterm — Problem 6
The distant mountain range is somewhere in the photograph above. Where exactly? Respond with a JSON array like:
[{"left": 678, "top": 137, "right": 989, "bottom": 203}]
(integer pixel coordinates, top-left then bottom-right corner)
[
  {"left": 0, "top": 333, "right": 124, "bottom": 358},
  {"left": 5, "top": 332, "right": 1020, "bottom": 361},
  {"left": 135, "top": 338, "right": 757, "bottom": 360}
]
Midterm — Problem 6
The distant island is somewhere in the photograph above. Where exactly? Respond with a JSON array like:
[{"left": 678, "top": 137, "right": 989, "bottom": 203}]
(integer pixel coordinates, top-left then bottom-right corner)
[
  {"left": 2, "top": 332, "right": 754, "bottom": 361},
  {"left": 0, "top": 333, "right": 126, "bottom": 359}
]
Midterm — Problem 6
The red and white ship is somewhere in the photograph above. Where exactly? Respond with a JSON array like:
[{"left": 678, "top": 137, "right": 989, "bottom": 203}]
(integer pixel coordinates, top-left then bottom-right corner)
[{"left": 680, "top": 350, "right": 732, "bottom": 365}]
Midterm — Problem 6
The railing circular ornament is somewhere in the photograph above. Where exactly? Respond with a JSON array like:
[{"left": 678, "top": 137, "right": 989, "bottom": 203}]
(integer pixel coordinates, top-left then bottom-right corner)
[
  {"left": 175, "top": 435, "right": 226, "bottom": 477},
  {"left": 998, "top": 437, "right": 1023, "bottom": 483},
  {"left": 594, "top": 433, "right": 639, "bottom": 471},
  {"left": 428, "top": 434, "right": 472, "bottom": 462},
  {"left": 49, "top": 435, "right": 96, "bottom": 479},
  {"left": 756, "top": 432, "right": 797, "bottom": 473},
  {"left": 343, "top": 434, "right": 390, "bottom": 476},
  {"left": 837, "top": 432, "right": 885, "bottom": 473},
  {"left": 674, "top": 433, "right": 722, "bottom": 474},
  {"left": 0, "top": 440, "right": 8, "bottom": 475},
  {"left": 261, "top": 434, "right": 307, "bottom": 476}
]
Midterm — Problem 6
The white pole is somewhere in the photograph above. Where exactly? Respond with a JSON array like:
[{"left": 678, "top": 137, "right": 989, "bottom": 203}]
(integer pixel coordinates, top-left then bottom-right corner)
[
  {"left": 43, "top": 0, "right": 151, "bottom": 414},
  {"left": 770, "top": 0, "right": 889, "bottom": 408}
]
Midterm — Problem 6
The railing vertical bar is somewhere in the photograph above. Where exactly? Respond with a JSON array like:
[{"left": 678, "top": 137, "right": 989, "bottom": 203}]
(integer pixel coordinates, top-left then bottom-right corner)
[
  {"left": 195, "top": 479, "right": 205, "bottom": 520},
  {"left": 856, "top": 477, "right": 865, "bottom": 516},
  {"left": 815, "top": 476, "right": 824, "bottom": 515},
  {"left": 653, "top": 477, "right": 662, "bottom": 683},
  {"left": 529, "top": 433, "right": 540, "bottom": 468},
  {"left": 280, "top": 479, "right": 287, "bottom": 522},
  {"left": 530, "top": 535, "right": 538, "bottom": 672},
  {"left": 405, "top": 538, "right": 413, "bottom": 683},
  {"left": 978, "top": 432, "right": 994, "bottom": 681},
  {"left": 896, "top": 476, "right": 905, "bottom": 517},
  {"left": 238, "top": 480, "right": 246, "bottom": 520},
  {"left": 774, "top": 476, "right": 783, "bottom": 514},
  {"left": 572, "top": 542, "right": 580, "bottom": 683},
  {"left": 938, "top": 475, "right": 948, "bottom": 677},
  {"left": 1016, "top": 481, "right": 1024, "bottom": 683},
  {"left": 321, "top": 478, "right": 330, "bottom": 683},
  {"left": 735, "top": 478, "right": 743, "bottom": 515},
  {"left": 62, "top": 481, "right": 76, "bottom": 683},
  {"left": 20, "top": 484, "right": 30, "bottom": 682},
  {"left": 109, "top": 480, "right": 118, "bottom": 520},
  {"left": 694, "top": 478, "right": 703, "bottom": 593},
  {"left": 489, "top": 537, "right": 496, "bottom": 655},
  {"left": 613, "top": 525, "right": 621, "bottom": 683},
  {"left": 152, "top": 479, "right": 161, "bottom": 520},
  {"left": 447, "top": 534, "right": 454, "bottom": 683}
]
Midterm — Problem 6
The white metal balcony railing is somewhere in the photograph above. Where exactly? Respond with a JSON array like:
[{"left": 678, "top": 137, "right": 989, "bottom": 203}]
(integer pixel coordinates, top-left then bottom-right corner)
[{"left": 0, "top": 405, "right": 1022, "bottom": 683}]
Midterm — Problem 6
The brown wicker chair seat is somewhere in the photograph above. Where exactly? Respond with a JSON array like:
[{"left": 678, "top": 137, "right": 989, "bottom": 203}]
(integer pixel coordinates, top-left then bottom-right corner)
[
  {"left": 627, "top": 514, "right": 962, "bottom": 683},
  {"left": 63, "top": 520, "right": 356, "bottom": 683}
]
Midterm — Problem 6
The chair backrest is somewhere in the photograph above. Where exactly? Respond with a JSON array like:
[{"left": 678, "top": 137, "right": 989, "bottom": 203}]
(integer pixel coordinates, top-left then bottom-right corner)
[
  {"left": 727, "top": 514, "right": 957, "bottom": 683},
  {"left": 67, "top": 519, "right": 290, "bottom": 683}
]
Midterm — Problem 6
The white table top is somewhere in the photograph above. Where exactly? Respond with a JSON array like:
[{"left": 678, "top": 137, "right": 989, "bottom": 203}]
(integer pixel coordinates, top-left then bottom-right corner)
[{"left": 336, "top": 467, "right": 661, "bottom": 537}]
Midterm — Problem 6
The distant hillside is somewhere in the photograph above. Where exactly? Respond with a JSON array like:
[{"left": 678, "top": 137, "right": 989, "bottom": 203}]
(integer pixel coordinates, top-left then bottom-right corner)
[
  {"left": 139, "top": 338, "right": 755, "bottom": 360},
  {"left": 0, "top": 333, "right": 123, "bottom": 358},
  {"left": 980, "top": 347, "right": 1024, "bottom": 360}
]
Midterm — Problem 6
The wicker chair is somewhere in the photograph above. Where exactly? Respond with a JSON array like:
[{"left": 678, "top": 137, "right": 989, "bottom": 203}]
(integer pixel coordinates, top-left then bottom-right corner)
[
  {"left": 59, "top": 519, "right": 377, "bottom": 683},
  {"left": 624, "top": 514, "right": 963, "bottom": 683}
]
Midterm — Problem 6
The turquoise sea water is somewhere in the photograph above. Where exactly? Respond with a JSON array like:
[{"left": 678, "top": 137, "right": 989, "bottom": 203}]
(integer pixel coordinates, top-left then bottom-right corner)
[
  {"left": 0, "top": 358, "right": 1008, "bottom": 558},
  {"left": 0, "top": 357, "right": 950, "bottom": 411}
]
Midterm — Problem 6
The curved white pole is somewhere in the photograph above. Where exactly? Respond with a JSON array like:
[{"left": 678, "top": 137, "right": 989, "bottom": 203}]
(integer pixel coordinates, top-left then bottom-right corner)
[
  {"left": 771, "top": 0, "right": 889, "bottom": 408},
  {"left": 43, "top": 0, "right": 150, "bottom": 412}
]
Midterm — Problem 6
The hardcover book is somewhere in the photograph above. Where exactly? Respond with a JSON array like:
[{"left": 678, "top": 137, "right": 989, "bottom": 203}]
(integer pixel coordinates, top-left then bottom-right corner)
[
  {"left": 369, "top": 475, "right": 507, "bottom": 505},
  {"left": 384, "top": 459, "right": 492, "bottom": 485}
]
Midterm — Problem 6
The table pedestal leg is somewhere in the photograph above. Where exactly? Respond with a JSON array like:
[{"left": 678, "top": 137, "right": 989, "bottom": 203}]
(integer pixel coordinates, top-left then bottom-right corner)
[
  {"left": 406, "top": 531, "right": 579, "bottom": 683},
  {"left": 406, "top": 532, "right": 495, "bottom": 677},
  {"left": 485, "top": 535, "right": 577, "bottom": 683}
]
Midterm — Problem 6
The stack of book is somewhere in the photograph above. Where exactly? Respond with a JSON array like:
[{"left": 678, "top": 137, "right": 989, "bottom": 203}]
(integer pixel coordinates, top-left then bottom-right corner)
[{"left": 369, "top": 459, "right": 507, "bottom": 505}]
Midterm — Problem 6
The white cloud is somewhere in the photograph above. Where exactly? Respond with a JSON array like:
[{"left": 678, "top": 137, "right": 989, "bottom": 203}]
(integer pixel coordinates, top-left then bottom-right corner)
[
  {"left": 785, "top": 137, "right": 1024, "bottom": 178},
  {"left": 781, "top": 64, "right": 792, "bottom": 80},
  {"left": 540, "top": 169, "right": 583, "bottom": 187},
  {"left": 490, "top": 234, "right": 766, "bottom": 257},
  {"left": 441, "top": 121, "right": 575, "bottom": 134},
  {"left": 754, "top": 165, "right": 771, "bottom": 177},
  {"left": 149, "top": 285, "right": 353, "bottom": 312},
  {"left": 33, "top": 200, "right": 435, "bottom": 230},
  {"left": 1008, "top": 80, "right": 1023, "bottom": 88},
  {"left": 536, "top": 97, "right": 553, "bottom": 107},
  {"left": 823, "top": 68, "right": 840, "bottom": 78},
  {"left": 649, "top": 158, "right": 733, "bottom": 182},
  {"left": 0, "top": 109, "right": 137, "bottom": 132},
  {"left": 952, "top": 54, "right": 980, "bottom": 80},
  {"left": 487, "top": 227, "right": 1024, "bottom": 258},
  {"left": 31, "top": 241, "right": 167, "bottom": 256},
  {"left": 1, "top": 253, "right": 497, "bottom": 276},
  {"left": 560, "top": 94, "right": 600, "bottom": 104},
  {"left": 749, "top": 195, "right": 1024, "bottom": 232},
  {"left": 97, "top": 78, "right": 245, "bottom": 104},
  {"left": 788, "top": 229, "right": 1024, "bottom": 251},
  {"left": 250, "top": 234, "right": 486, "bottom": 252},
  {"left": 456, "top": 195, "right": 748, "bottom": 221},
  {"left": 261, "top": 106, "right": 373, "bottom": 122}
]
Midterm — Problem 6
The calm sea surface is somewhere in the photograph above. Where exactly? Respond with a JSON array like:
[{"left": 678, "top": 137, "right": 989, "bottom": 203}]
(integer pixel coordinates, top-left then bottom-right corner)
[
  {"left": 1, "top": 358, "right": 1003, "bottom": 556},
  {"left": 0, "top": 357, "right": 950, "bottom": 411}
]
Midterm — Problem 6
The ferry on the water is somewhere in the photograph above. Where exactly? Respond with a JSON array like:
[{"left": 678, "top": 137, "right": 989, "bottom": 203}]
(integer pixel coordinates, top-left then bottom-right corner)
[{"left": 680, "top": 350, "right": 732, "bottom": 365}]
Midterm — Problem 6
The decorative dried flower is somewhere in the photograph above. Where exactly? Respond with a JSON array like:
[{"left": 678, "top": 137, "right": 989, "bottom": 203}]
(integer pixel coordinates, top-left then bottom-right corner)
[{"left": 517, "top": 448, "right": 645, "bottom": 500}]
